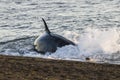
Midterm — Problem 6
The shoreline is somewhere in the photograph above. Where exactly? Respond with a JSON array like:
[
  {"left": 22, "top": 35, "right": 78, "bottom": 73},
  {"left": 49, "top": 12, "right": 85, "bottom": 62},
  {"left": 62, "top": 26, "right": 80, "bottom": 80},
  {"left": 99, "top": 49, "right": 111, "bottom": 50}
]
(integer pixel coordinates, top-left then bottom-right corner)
[{"left": 0, "top": 55, "right": 120, "bottom": 80}]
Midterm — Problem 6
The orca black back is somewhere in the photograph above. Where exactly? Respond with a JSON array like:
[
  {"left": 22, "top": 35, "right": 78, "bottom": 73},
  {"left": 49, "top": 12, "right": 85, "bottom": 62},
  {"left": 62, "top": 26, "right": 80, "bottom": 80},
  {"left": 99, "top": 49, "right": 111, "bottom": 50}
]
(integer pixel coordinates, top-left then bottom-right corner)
[
  {"left": 34, "top": 18, "right": 76, "bottom": 54},
  {"left": 42, "top": 18, "right": 51, "bottom": 34}
]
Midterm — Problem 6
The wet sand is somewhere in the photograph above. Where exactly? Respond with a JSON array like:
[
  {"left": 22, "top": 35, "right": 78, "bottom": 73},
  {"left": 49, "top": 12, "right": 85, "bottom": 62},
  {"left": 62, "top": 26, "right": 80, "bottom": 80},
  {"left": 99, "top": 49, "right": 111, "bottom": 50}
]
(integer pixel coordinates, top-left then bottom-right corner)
[{"left": 0, "top": 55, "right": 120, "bottom": 80}]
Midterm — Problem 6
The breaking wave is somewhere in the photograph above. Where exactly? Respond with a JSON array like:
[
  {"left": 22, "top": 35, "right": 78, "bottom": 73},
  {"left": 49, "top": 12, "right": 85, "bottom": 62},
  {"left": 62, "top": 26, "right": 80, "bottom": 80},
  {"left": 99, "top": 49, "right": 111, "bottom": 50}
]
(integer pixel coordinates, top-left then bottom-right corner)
[{"left": 0, "top": 27, "right": 120, "bottom": 64}]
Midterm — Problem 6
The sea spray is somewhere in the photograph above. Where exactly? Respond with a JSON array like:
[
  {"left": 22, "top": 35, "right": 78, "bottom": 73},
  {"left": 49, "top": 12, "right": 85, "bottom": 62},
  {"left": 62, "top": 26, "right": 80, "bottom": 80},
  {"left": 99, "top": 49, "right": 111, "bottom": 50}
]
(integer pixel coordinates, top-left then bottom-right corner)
[
  {"left": 48, "top": 27, "right": 120, "bottom": 63},
  {"left": 78, "top": 28, "right": 120, "bottom": 54},
  {"left": 0, "top": 28, "right": 120, "bottom": 64}
]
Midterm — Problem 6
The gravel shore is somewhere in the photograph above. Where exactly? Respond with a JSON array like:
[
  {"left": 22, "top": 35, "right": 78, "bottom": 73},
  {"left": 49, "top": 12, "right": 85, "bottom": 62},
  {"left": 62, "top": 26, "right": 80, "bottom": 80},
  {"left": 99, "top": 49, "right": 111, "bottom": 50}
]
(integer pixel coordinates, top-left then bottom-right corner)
[{"left": 0, "top": 55, "right": 120, "bottom": 80}]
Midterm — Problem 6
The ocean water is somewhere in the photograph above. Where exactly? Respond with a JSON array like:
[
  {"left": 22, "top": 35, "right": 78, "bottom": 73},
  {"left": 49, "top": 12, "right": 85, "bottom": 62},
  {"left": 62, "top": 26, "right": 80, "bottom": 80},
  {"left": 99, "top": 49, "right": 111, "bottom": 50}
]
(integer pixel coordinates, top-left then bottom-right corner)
[{"left": 0, "top": 0, "right": 120, "bottom": 64}]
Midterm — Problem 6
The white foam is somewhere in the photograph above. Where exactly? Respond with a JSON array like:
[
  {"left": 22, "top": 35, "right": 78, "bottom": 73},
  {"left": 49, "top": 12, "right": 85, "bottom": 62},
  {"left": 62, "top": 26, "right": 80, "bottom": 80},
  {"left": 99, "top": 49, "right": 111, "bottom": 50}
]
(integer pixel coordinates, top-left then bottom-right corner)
[
  {"left": 42, "top": 27, "right": 120, "bottom": 63},
  {"left": 78, "top": 28, "right": 120, "bottom": 54},
  {"left": 0, "top": 27, "right": 120, "bottom": 64}
]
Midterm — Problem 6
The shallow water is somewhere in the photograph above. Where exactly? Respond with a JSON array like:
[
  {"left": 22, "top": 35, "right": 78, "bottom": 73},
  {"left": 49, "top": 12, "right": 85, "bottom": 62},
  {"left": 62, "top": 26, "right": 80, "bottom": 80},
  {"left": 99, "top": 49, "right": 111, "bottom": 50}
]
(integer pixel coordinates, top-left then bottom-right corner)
[{"left": 0, "top": 0, "right": 120, "bottom": 64}]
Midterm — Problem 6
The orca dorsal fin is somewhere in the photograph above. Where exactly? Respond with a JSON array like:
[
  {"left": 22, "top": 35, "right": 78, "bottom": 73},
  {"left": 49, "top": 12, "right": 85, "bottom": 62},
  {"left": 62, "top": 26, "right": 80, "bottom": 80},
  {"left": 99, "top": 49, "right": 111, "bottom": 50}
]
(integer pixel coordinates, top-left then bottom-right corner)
[{"left": 42, "top": 18, "right": 51, "bottom": 34}]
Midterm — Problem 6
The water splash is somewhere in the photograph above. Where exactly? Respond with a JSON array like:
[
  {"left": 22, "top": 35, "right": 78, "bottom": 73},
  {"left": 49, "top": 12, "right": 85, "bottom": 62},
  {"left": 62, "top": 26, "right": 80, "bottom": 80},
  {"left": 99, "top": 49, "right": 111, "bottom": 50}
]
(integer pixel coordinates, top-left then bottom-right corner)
[
  {"left": 46, "top": 27, "right": 120, "bottom": 63},
  {"left": 0, "top": 27, "right": 120, "bottom": 64}
]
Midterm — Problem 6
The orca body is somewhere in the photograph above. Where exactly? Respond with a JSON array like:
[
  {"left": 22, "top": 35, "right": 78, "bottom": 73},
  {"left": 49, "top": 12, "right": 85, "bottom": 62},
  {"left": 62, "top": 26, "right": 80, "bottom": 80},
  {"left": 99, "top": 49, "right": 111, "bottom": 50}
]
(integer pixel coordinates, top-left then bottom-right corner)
[{"left": 34, "top": 18, "right": 75, "bottom": 54}]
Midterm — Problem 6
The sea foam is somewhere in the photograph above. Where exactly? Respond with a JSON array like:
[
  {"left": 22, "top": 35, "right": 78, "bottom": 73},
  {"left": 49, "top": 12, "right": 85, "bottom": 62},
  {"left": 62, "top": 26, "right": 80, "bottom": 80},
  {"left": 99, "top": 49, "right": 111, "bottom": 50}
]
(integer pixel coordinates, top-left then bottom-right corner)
[
  {"left": 0, "top": 27, "right": 120, "bottom": 64},
  {"left": 45, "top": 27, "right": 120, "bottom": 63}
]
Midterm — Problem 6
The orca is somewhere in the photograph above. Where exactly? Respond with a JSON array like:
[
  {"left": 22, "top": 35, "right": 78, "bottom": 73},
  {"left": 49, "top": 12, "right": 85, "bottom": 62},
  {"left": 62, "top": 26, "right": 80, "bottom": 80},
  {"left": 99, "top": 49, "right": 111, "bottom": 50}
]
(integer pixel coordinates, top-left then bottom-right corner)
[{"left": 34, "top": 18, "right": 76, "bottom": 54}]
